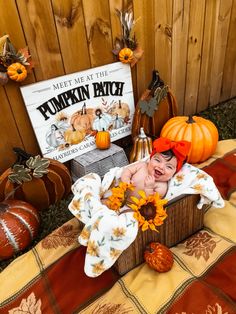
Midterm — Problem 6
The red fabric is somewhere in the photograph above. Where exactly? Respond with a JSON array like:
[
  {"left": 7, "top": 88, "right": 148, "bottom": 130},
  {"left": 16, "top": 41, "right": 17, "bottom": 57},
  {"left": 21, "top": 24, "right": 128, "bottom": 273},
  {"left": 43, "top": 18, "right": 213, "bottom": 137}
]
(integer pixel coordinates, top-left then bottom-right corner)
[
  {"left": 203, "top": 153, "right": 236, "bottom": 199},
  {"left": 150, "top": 137, "right": 191, "bottom": 171},
  {"left": 0, "top": 246, "right": 118, "bottom": 313}
]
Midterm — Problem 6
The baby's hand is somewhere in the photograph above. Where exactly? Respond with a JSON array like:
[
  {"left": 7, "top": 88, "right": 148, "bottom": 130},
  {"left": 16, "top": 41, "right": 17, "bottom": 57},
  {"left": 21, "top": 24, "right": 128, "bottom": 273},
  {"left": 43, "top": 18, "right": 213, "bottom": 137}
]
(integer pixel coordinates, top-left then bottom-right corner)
[{"left": 144, "top": 175, "right": 155, "bottom": 189}]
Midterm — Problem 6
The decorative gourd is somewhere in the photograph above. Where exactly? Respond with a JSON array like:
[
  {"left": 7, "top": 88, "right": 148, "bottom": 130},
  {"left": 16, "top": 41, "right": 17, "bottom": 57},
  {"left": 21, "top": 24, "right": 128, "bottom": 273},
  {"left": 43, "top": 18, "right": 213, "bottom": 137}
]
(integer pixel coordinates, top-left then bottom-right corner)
[
  {"left": 70, "top": 103, "right": 94, "bottom": 132},
  {"left": 64, "top": 125, "right": 86, "bottom": 145},
  {"left": 130, "top": 128, "right": 152, "bottom": 163},
  {"left": 46, "top": 124, "right": 66, "bottom": 148},
  {"left": 132, "top": 70, "right": 178, "bottom": 139},
  {"left": 0, "top": 199, "right": 40, "bottom": 260},
  {"left": 112, "top": 114, "right": 124, "bottom": 129},
  {"left": 93, "top": 109, "right": 112, "bottom": 131},
  {"left": 95, "top": 129, "right": 111, "bottom": 150},
  {"left": 160, "top": 116, "right": 219, "bottom": 163},
  {"left": 7, "top": 62, "right": 27, "bottom": 82},
  {"left": 118, "top": 47, "right": 133, "bottom": 63},
  {"left": 144, "top": 242, "right": 174, "bottom": 272},
  {"left": 0, "top": 149, "right": 72, "bottom": 210},
  {"left": 110, "top": 100, "right": 130, "bottom": 119},
  {"left": 0, "top": 72, "right": 8, "bottom": 85}
]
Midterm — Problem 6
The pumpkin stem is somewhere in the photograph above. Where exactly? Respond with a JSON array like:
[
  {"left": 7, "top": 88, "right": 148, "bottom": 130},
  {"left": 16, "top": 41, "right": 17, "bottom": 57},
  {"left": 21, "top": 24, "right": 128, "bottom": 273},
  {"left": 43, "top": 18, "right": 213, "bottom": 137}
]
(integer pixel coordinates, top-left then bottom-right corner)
[
  {"left": 81, "top": 103, "right": 87, "bottom": 115},
  {"left": 186, "top": 115, "right": 195, "bottom": 124},
  {"left": 0, "top": 202, "right": 8, "bottom": 212},
  {"left": 119, "top": 100, "right": 121, "bottom": 108},
  {"left": 12, "top": 147, "right": 32, "bottom": 166}
]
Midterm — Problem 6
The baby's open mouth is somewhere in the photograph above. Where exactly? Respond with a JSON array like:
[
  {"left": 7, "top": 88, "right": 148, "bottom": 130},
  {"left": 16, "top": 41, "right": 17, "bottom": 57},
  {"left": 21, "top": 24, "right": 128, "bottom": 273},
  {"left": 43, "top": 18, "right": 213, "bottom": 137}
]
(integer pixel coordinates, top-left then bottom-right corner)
[{"left": 154, "top": 170, "right": 163, "bottom": 177}]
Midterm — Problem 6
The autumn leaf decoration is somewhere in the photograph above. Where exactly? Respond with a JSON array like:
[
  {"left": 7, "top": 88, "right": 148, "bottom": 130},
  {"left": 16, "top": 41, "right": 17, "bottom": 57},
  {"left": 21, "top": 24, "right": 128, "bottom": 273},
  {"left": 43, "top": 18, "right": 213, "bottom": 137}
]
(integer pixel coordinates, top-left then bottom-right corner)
[
  {"left": 139, "top": 85, "right": 168, "bottom": 117},
  {"left": 112, "top": 9, "right": 143, "bottom": 67},
  {"left": 0, "top": 34, "right": 33, "bottom": 85},
  {"left": 8, "top": 155, "right": 50, "bottom": 184}
]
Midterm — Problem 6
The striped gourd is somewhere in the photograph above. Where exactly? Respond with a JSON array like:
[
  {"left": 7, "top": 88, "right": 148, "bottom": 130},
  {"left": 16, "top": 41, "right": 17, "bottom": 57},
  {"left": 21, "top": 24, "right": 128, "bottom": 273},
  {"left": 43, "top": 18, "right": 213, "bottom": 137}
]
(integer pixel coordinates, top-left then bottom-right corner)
[{"left": 0, "top": 200, "right": 40, "bottom": 260}]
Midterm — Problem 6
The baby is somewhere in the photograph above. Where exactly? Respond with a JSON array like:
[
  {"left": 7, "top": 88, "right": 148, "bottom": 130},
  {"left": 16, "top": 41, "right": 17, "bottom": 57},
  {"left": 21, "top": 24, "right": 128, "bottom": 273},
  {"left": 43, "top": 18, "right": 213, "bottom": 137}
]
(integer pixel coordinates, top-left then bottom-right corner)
[{"left": 121, "top": 137, "right": 191, "bottom": 199}]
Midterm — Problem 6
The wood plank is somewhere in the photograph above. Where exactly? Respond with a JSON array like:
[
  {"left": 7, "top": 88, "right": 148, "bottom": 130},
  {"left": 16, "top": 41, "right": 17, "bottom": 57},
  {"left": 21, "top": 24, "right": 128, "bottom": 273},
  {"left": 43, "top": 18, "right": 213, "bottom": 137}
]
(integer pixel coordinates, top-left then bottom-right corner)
[
  {"left": 82, "top": 0, "right": 114, "bottom": 68},
  {"left": 52, "top": 0, "right": 91, "bottom": 73},
  {"left": 0, "top": 0, "right": 39, "bottom": 156},
  {"left": 17, "top": 0, "right": 64, "bottom": 80},
  {"left": 209, "top": 0, "right": 232, "bottom": 106},
  {"left": 154, "top": 0, "right": 173, "bottom": 85},
  {"left": 171, "top": 0, "right": 190, "bottom": 114},
  {"left": 197, "top": 0, "right": 218, "bottom": 112},
  {"left": 184, "top": 0, "right": 205, "bottom": 115},
  {"left": 0, "top": 87, "right": 24, "bottom": 173},
  {"left": 133, "top": 0, "right": 155, "bottom": 101},
  {"left": 220, "top": 0, "right": 236, "bottom": 101}
]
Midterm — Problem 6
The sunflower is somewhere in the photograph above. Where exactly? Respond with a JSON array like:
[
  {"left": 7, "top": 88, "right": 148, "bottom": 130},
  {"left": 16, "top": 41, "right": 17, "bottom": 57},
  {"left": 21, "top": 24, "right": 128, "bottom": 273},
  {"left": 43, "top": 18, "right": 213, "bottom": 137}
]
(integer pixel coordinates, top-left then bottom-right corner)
[
  {"left": 128, "top": 191, "right": 168, "bottom": 232},
  {"left": 105, "top": 182, "right": 134, "bottom": 211}
]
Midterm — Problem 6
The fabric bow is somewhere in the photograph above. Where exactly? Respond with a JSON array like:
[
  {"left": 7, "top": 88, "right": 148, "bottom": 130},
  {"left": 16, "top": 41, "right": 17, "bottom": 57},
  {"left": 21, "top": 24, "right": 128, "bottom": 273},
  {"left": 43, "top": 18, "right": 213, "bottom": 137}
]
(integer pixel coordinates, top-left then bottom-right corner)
[{"left": 150, "top": 137, "right": 191, "bottom": 172}]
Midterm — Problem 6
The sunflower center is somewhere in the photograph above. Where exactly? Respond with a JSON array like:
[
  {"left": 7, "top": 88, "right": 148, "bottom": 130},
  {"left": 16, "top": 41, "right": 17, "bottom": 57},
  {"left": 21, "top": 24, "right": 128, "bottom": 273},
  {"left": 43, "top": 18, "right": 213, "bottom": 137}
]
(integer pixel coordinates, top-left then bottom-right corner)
[{"left": 140, "top": 203, "right": 156, "bottom": 220}]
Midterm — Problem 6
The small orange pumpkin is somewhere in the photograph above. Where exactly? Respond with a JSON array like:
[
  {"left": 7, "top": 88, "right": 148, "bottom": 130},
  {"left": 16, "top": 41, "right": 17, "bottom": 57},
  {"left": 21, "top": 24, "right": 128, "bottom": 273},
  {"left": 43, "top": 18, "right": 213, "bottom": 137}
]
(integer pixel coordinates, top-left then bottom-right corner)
[
  {"left": 95, "top": 129, "right": 111, "bottom": 150},
  {"left": 119, "top": 48, "right": 133, "bottom": 63},
  {"left": 0, "top": 199, "right": 40, "bottom": 260},
  {"left": 7, "top": 62, "right": 27, "bottom": 82},
  {"left": 144, "top": 242, "right": 174, "bottom": 272},
  {"left": 160, "top": 115, "right": 219, "bottom": 163}
]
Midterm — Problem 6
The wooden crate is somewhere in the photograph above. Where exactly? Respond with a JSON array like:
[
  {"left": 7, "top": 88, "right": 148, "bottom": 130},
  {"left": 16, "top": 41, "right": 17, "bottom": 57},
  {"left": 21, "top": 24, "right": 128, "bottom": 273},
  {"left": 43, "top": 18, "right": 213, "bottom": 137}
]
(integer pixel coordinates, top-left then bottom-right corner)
[
  {"left": 71, "top": 144, "right": 129, "bottom": 181},
  {"left": 115, "top": 194, "right": 209, "bottom": 275}
]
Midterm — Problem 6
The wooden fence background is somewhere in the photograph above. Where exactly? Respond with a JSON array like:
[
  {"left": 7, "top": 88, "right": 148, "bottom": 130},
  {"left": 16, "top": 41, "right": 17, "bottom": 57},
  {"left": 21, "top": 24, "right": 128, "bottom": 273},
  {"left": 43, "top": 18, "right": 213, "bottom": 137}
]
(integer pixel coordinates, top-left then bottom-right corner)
[{"left": 0, "top": 0, "right": 236, "bottom": 172}]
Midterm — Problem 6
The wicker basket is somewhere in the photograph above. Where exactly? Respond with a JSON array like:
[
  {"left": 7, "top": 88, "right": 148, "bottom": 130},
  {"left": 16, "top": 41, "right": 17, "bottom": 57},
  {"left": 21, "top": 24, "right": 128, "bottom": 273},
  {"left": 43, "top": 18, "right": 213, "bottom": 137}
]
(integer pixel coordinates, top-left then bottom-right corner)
[{"left": 115, "top": 194, "right": 209, "bottom": 275}]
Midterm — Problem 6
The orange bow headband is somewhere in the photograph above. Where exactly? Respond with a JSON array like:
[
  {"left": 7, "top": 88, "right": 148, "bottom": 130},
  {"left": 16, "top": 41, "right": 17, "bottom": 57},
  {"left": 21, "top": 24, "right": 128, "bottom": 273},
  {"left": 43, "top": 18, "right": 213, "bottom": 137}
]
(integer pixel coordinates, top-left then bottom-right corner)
[{"left": 150, "top": 137, "right": 191, "bottom": 172}]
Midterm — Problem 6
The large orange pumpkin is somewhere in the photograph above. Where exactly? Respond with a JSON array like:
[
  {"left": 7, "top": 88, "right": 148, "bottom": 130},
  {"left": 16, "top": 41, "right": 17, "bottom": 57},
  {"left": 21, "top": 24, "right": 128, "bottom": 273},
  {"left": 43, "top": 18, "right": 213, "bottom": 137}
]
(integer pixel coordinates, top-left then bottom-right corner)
[
  {"left": 160, "top": 116, "right": 219, "bottom": 163},
  {"left": 0, "top": 199, "right": 40, "bottom": 260},
  {"left": 144, "top": 242, "right": 174, "bottom": 272},
  {"left": 0, "top": 149, "right": 72, "bottom": 210},
  {"left": 132, "top": 70, "right": 178, "bottom": 139}
]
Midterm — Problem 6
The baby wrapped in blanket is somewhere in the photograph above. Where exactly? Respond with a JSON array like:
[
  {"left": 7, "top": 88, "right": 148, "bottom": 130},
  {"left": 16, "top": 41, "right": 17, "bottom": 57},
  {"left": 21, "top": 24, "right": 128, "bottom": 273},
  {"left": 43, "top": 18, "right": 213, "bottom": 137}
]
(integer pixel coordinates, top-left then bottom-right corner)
[{"left": 69, "top": 138, "right": 224, "bottom": 277}]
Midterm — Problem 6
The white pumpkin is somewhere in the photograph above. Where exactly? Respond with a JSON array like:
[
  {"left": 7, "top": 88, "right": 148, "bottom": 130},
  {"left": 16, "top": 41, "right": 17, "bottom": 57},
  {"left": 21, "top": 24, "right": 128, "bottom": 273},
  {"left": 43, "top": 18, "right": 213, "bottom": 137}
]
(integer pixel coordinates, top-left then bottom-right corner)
[{"left": 92, "top": 109, "right": 112, "bottom": 131}]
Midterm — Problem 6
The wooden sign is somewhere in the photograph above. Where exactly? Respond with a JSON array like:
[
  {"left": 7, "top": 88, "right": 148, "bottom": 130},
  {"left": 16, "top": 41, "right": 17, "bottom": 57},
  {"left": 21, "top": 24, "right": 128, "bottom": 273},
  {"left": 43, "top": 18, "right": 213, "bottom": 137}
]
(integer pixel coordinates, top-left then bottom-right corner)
[{"left": 20, "top": 62, "right": 134, "bottom": 163}]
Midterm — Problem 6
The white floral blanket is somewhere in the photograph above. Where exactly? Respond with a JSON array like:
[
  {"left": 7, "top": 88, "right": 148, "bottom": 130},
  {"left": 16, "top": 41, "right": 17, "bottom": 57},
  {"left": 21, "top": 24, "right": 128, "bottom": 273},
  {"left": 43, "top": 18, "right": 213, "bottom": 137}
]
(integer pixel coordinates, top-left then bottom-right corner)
[{"left": 68, "top": 162, "right": 224, "bottom": 277}]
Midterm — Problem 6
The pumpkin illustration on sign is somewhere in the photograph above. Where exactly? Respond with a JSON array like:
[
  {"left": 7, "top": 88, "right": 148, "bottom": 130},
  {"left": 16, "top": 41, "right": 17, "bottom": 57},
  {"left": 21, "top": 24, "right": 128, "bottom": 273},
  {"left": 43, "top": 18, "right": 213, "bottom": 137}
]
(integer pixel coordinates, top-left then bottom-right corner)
[
  {"left": 70, "top": 103, "right": 94, "bottom": 132},
  {"left": 64, "top": 125, "right": 86, "bottom": 145},
  {"left": 93, "top": 108, "right": 112, "bottom": 131},
  {"left": 0, "top": 148, "right": 72, "bottom": 210},
  {"left": 0, "top": 199, "right": 40, "bottom": 260},
  {"left": 144, "top": 242, "right": 174, "bottom": 272}
]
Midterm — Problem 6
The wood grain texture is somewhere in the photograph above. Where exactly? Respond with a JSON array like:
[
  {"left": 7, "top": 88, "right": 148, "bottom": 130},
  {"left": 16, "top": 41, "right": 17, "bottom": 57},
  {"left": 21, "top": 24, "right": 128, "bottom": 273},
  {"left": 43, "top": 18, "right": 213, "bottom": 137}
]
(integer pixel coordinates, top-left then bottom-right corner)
[
  {"left": 209, "top": 0, "right": 232, "bottom": 106},
  {"left": 171, "top": 0, "right": 190, "bottom": 114},
  {"left": 17, "top": 0, "right": 64, "bottom": 80},
  {"left": 220, "top": 0, "right": 236, "bottom": 100},
  {"left": 154, "top": 0, "right": 173, "bottom": 85},
  {"left": 0, "top": 0, "right": 236, "bottom": 172},
  {"left": 184, "top": 0, "right": 205, "bottom": 115},
  {"left": 133, "top": 0, "right": 155, "bottom": 100},
  {"left": 197, "top": 0, "right": 218, "bottom": 112},
  {"left": 82, "top": 0, "right": 113, "bottom": 67},
  {"left": 52, "top": 0, "right": 91, "bottom": 73}
]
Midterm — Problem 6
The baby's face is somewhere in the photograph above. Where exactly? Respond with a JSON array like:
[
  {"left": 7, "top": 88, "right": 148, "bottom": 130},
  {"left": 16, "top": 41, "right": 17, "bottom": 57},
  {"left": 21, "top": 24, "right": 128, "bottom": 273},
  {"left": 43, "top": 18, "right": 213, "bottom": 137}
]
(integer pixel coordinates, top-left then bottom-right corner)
[{"left": 147, "top": 152, "right": 177, "bottom": 182}]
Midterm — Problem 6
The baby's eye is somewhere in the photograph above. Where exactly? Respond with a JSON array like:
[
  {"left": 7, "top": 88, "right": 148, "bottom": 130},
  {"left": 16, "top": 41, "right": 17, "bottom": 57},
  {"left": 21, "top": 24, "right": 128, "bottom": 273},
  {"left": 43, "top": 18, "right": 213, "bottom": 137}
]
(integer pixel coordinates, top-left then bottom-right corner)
[{"left": 167, "top": 165, "right": 173, "bottom": 169}]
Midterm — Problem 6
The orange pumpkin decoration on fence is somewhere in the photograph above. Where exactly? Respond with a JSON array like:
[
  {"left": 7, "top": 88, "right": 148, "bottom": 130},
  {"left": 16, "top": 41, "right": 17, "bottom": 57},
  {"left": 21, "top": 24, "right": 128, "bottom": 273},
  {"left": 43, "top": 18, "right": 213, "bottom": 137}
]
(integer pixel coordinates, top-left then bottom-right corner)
[
  {"left": 160, "top": 116, "right": 219, "bottom": 163},
  {"left": 7, "top": 62, "right": 27, "bottom": 82},
  {"left": 132, "top": 70, "right": 178, "bottom": 139},
  {"left": 0, "top": 148, "right": 72, "bottom": 210},
  {"left": 95, "top": 129, "right": 111, "bottom": 150},
  {"left": 144, "top": 242, "right": 174, "bottom": 272},
  {"left": 118, "top": 47, "right": 133, "bottom": 63},
  {"left": 0, "top": 199, "right": 40, "bottom": 260}
]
